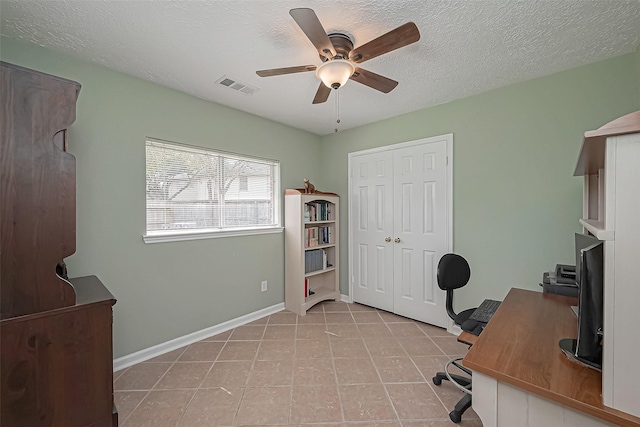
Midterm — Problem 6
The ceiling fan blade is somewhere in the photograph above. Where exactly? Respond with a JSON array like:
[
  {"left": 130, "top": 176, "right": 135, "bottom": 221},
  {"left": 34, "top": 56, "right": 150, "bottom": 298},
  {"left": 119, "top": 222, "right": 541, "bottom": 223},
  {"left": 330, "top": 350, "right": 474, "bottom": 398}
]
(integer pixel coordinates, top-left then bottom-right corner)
[
  {"left": 290, "top": 8, "right": 337, "bottom": 60},
  {"left": 349, "top": 67, "right": 398, "bottom": 93},
  {"left": 349, "top": 22, "right": 420, "bottom": 63},
  {"left": 256, "top": 65, "right": 317, "bottom": 77},
  {"left": 312, "top": 82, "right": 331, "bottom": 104}
]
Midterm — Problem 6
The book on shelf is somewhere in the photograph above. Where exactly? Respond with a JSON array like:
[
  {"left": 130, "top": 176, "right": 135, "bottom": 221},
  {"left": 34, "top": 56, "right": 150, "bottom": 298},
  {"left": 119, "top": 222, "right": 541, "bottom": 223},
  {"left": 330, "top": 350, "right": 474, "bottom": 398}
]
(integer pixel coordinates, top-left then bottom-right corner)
[
  {"left": 318, "top": 226, "right": 326, "bottom": 245},
  {"left": 303, "top": 279, "right": 315, "bottom": 297},
  {"left": 304, "top": 201, "right": 332, "bottom": 222},
  {"left": 304, "top": 248, "right": 330, "bottom": 273},
  {"left": 305, "top": 225, "right": 332, "bottom": 247},
  {"left": 305, "top": 227, "right": 319, "bottom": 247}
]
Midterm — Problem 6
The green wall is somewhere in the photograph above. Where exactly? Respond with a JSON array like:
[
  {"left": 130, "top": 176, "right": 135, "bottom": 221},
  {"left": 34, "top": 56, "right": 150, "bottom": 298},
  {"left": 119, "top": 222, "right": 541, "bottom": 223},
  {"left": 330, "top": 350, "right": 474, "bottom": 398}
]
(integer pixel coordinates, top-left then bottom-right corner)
[
  {"left": 1, "top": 36, "right": 322, "bottom": 358},
  {"left": 319, "top": 48, "right": 640, "bottom": 312}
]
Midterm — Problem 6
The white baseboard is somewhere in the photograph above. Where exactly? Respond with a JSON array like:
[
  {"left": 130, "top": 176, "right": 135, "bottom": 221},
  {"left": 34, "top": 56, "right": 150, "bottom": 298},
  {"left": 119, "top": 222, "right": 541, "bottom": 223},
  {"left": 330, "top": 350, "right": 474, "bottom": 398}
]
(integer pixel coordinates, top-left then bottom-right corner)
[
  {"left": 113, "top": 302, "right": 285, "bottom": 372},
  {"left": 340, "top": 293, "right": 352, "bottom": 303},
  {"left": 449, "top": 322, "right": 462, "bottom": 336}
]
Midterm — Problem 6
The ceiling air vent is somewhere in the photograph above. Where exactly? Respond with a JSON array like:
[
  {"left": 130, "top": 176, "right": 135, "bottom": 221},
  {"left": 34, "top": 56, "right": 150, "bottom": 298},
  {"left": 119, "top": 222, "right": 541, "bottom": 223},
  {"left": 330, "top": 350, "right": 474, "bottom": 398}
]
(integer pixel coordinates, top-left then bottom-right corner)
[{"left": 216, "top": 75, "right": 259, "bottom": 96}]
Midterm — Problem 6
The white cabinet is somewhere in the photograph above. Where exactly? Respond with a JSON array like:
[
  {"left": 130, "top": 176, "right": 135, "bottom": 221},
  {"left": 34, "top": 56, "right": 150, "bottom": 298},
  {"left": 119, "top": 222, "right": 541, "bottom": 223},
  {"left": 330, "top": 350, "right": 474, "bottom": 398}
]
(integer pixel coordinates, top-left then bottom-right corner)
[
  {"left": 573, "top": 110, "right": 640, "bottom": 418},
  {"left": 284, "top": 189, "right": 340, "bottom": 315}
]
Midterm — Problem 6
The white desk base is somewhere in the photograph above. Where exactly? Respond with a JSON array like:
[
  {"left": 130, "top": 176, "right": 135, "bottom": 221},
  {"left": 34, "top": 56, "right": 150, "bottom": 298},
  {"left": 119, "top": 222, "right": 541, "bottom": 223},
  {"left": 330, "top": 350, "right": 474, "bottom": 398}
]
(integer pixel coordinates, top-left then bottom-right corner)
[{"left": 472, "top": 372, "right": 615, "bottom": 427}]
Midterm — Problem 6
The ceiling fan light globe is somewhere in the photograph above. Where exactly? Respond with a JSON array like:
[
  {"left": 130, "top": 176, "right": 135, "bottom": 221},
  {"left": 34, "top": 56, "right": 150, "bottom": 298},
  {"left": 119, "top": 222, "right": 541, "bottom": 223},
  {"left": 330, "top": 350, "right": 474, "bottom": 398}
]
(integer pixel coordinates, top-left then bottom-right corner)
[{"left": 316, "top": 59, "right": 355, "bottom": 89}]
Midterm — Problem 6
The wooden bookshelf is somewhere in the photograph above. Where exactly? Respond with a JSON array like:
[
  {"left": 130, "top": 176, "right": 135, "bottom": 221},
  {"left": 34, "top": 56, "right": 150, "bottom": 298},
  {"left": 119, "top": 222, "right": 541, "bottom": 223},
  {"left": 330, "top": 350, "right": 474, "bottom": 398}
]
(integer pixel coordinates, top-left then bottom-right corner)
[{"left": 284, "top": 189, "right": 340, "bottom": 315}]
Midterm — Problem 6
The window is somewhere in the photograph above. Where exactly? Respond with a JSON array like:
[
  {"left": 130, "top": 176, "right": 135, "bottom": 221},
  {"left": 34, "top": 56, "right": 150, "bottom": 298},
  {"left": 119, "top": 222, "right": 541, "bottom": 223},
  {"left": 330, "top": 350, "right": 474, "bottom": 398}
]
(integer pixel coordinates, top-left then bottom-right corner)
[
  {"left": 144, "top": 139, "right": 281, "bottom": 242},
  {"left": 239, "top": 175, "right": 248, "bottom": 191}
]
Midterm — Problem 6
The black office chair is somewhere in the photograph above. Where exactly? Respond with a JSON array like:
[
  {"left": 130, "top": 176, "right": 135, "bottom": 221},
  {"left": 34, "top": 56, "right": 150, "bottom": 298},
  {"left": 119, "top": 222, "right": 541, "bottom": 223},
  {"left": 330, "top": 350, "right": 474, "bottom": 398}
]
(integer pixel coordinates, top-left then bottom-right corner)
[{"left": 432, "top": 253, "right": 478, "bottom": 423}]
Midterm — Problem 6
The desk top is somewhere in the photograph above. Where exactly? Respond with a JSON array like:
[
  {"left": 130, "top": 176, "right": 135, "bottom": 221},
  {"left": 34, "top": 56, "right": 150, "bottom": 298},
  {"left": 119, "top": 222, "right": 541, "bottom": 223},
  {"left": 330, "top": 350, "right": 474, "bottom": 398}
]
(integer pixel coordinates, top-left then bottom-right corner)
[
  {"left": 463, "top": 288, "right": 640, "bottom": 427},
  {"left": 458, "top": 331, "right": 478, "bottom": 346}
]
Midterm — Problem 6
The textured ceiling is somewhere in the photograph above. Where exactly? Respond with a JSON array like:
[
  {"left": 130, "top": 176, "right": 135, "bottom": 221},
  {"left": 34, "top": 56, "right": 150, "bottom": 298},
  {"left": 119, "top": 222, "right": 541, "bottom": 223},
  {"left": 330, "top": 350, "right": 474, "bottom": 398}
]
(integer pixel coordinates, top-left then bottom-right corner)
[{"left": 1, "top": 0, "right": 639, "bottom": 135}]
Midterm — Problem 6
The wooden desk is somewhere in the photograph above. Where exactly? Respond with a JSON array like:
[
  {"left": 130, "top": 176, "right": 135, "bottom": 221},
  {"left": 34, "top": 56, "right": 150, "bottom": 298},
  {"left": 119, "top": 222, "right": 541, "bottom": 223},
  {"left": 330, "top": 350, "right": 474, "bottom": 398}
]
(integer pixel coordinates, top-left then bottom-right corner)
[
  {"left": 458, "top": 331, "right": 478, "bottom": 346},
  {"left": 463, "top": 288, "right": 640, "bottom": 427}
]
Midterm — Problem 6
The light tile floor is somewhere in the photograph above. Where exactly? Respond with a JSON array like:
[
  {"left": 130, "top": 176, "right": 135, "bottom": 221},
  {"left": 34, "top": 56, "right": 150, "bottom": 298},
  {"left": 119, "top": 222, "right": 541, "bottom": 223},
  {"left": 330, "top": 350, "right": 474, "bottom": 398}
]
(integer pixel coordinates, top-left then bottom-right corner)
[{"left": 114, "top": 301, "right": 483, "bottom": 427}]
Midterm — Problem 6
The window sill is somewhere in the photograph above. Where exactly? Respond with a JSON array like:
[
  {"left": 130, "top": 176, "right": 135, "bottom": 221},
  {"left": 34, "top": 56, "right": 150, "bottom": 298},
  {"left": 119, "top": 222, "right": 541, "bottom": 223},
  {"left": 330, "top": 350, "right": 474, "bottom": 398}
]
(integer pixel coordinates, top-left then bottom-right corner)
[{"left": 143, "top": 226, "right": 284, "bottom": 244}]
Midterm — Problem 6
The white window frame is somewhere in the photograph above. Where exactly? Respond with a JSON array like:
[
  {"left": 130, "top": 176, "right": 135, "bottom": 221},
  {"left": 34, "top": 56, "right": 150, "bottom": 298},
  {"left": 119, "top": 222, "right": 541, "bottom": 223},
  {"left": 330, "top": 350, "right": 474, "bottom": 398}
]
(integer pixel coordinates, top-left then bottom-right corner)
[{"left": 143, "top": 138, "right": 282, "bottom": 244}]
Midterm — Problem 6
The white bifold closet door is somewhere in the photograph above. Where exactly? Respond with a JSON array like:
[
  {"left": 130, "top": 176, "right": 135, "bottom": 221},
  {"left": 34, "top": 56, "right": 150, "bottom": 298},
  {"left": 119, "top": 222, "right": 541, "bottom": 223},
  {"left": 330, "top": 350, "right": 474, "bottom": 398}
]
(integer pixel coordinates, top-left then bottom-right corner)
[{"left": 350, "top": 135, "right": 451, "bottom": 327}]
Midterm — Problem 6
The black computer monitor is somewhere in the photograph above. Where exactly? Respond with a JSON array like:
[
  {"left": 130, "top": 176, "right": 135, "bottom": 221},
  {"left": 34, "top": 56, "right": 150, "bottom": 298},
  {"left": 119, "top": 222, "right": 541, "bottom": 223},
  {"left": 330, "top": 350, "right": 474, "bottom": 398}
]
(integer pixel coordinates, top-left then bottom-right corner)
[
  {"left": 575, "top": 233, "right": 599, "bottom": 286},
  {"left": 559, "top": 233, "right": 603, "bottom": 370}
]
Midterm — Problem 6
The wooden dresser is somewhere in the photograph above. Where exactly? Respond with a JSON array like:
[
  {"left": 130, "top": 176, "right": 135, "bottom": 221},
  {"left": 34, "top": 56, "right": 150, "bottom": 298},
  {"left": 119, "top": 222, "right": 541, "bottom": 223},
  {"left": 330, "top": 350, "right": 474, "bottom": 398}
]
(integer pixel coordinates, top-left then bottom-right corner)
[{"left": 1, "top": 61, "right": 118, "bottom": 427}]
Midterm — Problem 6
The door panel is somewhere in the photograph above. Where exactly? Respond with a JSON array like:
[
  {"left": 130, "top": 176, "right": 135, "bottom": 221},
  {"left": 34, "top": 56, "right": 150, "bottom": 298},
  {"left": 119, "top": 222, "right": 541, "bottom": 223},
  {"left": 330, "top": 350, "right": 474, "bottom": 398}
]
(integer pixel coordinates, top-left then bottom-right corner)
[
  {"left": 400, "top": 247, "right": 413, "bottom": 298},
  {"left": 424, "top": 182, "right": 435, "bottom": 233},
  {"left": 351, "top": 151, "right": 394, "bottom": 311},
  {"left": 392, "top": 141, "right": 448, "bottom": 326},
  {"left": 423, "top": 250, "right": 437, "bottom": 303}
]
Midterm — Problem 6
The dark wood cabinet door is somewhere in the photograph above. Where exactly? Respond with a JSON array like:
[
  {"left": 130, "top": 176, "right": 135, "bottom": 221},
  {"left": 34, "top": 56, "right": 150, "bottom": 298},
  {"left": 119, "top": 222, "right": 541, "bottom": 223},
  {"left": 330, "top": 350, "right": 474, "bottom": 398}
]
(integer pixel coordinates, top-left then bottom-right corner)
[
  {"left": 1, "top": 61, "right": 80, "bottom": 319},
  {"left": 1, "top": 303, "right": 115, "bottom": 427}
]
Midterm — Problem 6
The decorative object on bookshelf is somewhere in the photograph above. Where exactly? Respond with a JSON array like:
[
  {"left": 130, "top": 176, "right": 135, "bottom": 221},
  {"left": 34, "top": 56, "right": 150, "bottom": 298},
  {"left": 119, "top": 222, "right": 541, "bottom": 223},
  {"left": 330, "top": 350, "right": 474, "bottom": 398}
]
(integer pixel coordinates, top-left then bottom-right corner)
[
  {"left": 303, "top": 177, "right": 316, "bottom": 194},
  {"left": 285, "top": 189, "right": 340, "bottom": 315}
]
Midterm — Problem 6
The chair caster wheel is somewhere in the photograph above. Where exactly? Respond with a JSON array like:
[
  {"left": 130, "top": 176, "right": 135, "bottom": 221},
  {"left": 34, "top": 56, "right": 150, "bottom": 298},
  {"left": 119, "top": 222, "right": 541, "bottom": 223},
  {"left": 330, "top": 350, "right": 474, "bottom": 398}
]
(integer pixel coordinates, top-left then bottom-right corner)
[
  {"left": 449, "top": 410, "right": 462, "bottom": 423},
  {"left": 432, "top": 376, "right": 442, "bottom": 386}
]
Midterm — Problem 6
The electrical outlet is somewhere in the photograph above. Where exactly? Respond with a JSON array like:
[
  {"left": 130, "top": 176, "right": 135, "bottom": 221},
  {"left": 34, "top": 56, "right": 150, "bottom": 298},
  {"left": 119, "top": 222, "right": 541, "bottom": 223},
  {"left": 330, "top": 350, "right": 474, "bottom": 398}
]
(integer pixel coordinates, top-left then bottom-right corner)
[{"left": 261, "top": 280, "right": 268, "bottom": 292}]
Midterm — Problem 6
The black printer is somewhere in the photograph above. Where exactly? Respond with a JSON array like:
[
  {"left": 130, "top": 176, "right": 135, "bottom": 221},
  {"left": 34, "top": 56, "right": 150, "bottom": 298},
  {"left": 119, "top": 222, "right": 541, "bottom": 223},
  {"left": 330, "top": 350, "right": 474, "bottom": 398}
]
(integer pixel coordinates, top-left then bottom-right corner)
[{"left": 540, "top": 264, "right": 578, "bottom": 298}]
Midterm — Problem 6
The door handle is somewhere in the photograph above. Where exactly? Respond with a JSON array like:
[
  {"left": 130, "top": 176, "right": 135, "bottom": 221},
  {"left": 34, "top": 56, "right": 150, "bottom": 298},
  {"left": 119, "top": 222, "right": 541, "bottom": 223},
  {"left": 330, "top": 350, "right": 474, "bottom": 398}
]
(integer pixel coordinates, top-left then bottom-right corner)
[
  {"left": 385, "top": 237, "right": 391, "bottom": 242},
  {"left": 394, "top": 238, "right": 401, "bottom": 243}
]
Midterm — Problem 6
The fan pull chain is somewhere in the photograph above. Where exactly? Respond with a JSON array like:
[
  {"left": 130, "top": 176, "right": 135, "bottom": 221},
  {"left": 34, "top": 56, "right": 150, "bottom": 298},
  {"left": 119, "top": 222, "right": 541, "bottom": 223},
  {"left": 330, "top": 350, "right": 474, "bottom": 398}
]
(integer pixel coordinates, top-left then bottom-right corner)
[{"left": 334, "top": 90, "right": 340, "bottom": 133}]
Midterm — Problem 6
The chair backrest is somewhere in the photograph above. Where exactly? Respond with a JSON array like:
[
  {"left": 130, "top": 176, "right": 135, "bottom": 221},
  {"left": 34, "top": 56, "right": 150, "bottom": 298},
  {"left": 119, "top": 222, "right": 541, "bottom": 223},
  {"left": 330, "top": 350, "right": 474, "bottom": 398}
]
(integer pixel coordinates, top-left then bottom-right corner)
[
  {"left": 437, "top": 254, "right": 471, "bottom": 291},
  {"left": 437, "top": 253, "right": 471, "bottom": 322}
]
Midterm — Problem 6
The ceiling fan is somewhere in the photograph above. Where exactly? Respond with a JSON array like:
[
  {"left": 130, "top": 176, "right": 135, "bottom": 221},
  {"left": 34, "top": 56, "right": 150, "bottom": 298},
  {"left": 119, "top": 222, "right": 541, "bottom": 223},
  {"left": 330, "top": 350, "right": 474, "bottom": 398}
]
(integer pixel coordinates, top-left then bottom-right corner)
[{"left": 256, "top": 8, "right": 420, "bottom": 104}]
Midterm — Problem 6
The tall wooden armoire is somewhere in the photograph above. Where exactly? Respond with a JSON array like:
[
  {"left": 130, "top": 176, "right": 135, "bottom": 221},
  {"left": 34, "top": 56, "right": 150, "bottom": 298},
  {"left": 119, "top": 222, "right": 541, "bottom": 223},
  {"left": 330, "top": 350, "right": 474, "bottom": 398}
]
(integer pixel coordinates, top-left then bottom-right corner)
[{"left": 1, "top": 61, "right": 118, "bottom": 427}]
